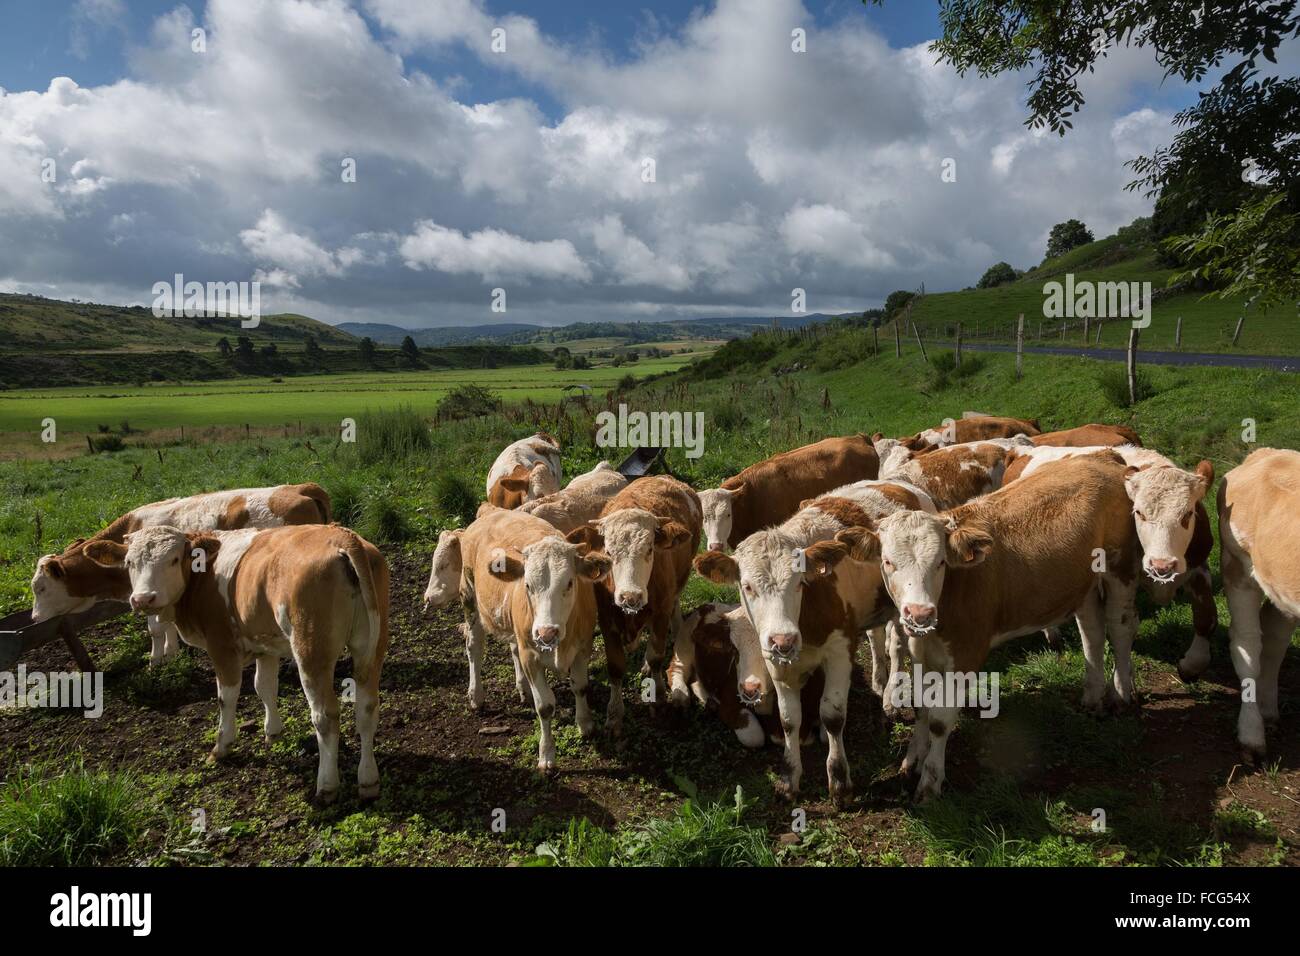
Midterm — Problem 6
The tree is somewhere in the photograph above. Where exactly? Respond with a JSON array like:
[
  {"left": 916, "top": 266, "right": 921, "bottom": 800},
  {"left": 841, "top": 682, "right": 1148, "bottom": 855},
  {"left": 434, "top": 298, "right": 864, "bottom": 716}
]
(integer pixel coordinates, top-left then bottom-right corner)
[
  {"left": 883, "top": 289, "right": 915, "bottom": 319},
  {"left": 1044, "top": 220, "right": 1093, "bottom": 261},
  {"left": 358, "top": 337, "right": 375, "bottom": 364},
  {"left": 216, "top": 337, "right": 232, "bottom": 359},
  {"left": 303, "top": 334, "right": 321, "bottom": 357},
  {"left": 400, "top": 335, "right": 420, "bottom": 366},
  {"left": 977, "top": 261, "right": 1019, "bottom": 288},
  {"left": 235, "top": 336, "right": 255, "bottom": 361},
  {"left": 917, "top": 0, "right": 1300, "bottom": 308}
]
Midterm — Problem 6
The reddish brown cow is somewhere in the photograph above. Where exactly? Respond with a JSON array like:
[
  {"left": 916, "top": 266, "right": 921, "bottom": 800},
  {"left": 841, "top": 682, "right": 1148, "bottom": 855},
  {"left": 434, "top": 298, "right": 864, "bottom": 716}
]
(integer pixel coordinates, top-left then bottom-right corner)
[
  {"left": 1031, "top": 424, "right": 1142, "bottom": 447},
  {"left": 892, "top": 415, "right": 1041, "bottom": 452}
]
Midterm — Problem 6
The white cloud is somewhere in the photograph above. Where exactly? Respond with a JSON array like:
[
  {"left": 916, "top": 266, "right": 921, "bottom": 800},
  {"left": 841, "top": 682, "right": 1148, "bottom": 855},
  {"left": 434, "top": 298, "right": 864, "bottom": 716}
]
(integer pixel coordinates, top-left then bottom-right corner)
[{"left": 399, "top": 221, "right": 591, "bottom": 282}]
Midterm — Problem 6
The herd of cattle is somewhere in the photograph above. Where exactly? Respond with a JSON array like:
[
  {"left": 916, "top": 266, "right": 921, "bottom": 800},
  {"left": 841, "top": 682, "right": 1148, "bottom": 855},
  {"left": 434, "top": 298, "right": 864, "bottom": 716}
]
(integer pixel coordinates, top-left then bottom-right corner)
[{"left": 25, "top": 416, "right": 1300, "bottom": 808}]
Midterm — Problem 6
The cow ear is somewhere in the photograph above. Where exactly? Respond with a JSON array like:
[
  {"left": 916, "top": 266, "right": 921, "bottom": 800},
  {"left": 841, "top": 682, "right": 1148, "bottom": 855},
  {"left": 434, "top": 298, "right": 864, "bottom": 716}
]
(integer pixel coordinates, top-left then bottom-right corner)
[
  {"left": 654, "top": 518, "right": 691, "bottom": 549},
  {"left": 41, "top": 555, "right": 65, "bottom": 578},
  {"left": 83, "top": 540, "right": 127, "bottom": 567},
  {"left": 498, "top": 477, "right": 530, "bottom": 493},
  {"left": 578, "top": 550, "right": 612, "bottom": 582},
  {"left": 870, "top": 431, "right": 884, "bottom": 442},
  {"left": 694, "top": 550, "right": 739, "bottom": 584},
  {"left": 945, "top": 525, "right": 992, "bottom": 568},
  {"left": 803, "top": 540, "right": 848, "bottom": 577},
  {"left": 835, "top": 526, "right": 880, "bottom": 562},
  {"left": 1194, "top": 459, "right": 1214, "bottom": 496},
  {"left": 488, "top": 548, "right": 525, "bottom": 581},
  {"left": 566, "top": 524, "right": 603, "bottom": 551},
  {"left": 728, "top": 481, "right": 748, "bottom": 501},
  {"left": 189, "top": 535, "right": 222, "bottom": 566}
]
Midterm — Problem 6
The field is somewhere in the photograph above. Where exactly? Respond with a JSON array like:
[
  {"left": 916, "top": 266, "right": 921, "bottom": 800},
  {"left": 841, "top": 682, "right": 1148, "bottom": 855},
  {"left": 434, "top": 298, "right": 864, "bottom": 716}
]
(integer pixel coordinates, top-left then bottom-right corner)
[{"left": 1, "top": 329, "right": 1298, "bottom": 867}]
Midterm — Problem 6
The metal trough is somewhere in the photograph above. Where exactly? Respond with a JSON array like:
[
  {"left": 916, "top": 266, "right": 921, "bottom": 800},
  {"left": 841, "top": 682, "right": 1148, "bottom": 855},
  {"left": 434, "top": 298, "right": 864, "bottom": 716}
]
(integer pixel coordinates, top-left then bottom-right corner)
[
  {"left": 0, "top": 601, "right": 128, "bottom": 672},
  {"left": 615, "top": 446, "right": 666, "bottom": 480}
]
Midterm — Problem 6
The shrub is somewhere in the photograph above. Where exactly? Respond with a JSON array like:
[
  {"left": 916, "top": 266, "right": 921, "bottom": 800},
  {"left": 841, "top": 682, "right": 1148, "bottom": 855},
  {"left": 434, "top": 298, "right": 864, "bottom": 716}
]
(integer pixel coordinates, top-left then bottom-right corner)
[
  {"left": 436, "top": 384, "right": 501, "bottom": 422},
  {"left": 355, "top": 405, "right": 431, "bottom": 465},
  {"left": 431, "top": 469, "right": 478, "bottom": 525},
  {"left": 708, "top": 397, "right": 748, "bottom": 433},
  {"left": 92, "top": 434, "right": 126, "bottom": 453},
  {"left": 977, "top": 261, "right": 1019, "bottom": 289},
  {"left": 0, "top": 759, "right": 149, "bottom": 866}
]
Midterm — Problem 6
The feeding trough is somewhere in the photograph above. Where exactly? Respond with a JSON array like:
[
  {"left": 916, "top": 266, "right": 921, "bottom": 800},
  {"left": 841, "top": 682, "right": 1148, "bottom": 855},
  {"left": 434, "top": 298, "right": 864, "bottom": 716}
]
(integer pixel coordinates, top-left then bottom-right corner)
[
  {"left": 615, "top": 446, "right": 666, "bottom": 480},
  {"left": 0, "top": 601, "right": 128, "bottom": 673}
]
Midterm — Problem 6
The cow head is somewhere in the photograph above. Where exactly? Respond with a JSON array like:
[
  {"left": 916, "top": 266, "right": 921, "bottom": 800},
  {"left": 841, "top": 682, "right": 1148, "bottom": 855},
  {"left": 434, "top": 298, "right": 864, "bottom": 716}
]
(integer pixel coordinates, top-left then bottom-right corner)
[
  {"left": 422, "top": 530, "right": 463, "bottom": 612},
  {"left": 845, "top": 511, "right": 992, "bottom": 637},
  {"left": 497, "top": 461, "right": 559, "bottom": 504},
  {"left": 567, "top": 508, "right": 690, "bottom": 613},
  {"left": 871, "top": 437, "right": 913, "bottom": 477},
  {"left": 83, "top": 526, "right": 221, "bottom": 613},
  {"left": 699, "top": 486, "right": 740, "bottom": 552},
  {"left": 694, "top": 529, "right": 844, "bottom": 666},
  {"left": 1125, "top": 460, "right": 1214, "bottom": 582},
  {"left": 30, "top": 546, "right": 104, "bottom": 623},
  {"left": 489, "top": 536, "right": 610, "bottom": 650},
  {"left": 723, "top": 608, "right": 771, "bottom": 707}
]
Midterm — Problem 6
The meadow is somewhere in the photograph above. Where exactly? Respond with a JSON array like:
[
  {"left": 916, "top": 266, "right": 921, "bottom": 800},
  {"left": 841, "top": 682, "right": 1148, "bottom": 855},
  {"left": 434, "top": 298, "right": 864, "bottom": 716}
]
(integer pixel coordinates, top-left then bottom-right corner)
[{"left": 0, "top": 327, "right": 1297, "bottom": 867}]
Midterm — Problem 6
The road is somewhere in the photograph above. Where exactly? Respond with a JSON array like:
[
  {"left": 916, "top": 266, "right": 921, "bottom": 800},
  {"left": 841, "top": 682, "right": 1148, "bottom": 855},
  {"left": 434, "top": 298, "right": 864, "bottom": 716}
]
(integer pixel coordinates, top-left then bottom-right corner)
[{"left": 956, "top": 342, "right": 1300, "bottom": 373}]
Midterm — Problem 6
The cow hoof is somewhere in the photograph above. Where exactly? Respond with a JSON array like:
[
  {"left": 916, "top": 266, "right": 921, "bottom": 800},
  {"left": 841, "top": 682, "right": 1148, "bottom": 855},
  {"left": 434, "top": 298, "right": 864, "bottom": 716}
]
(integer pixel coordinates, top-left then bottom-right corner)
[
  {"left": 315, "top": 788, "right": 339, "bottom": 806},
  {"left": 668, "top": 687, "right": 690, "bottom": 708},
  {"left": 830, "top": 784, "right": 854, "bottom": 811},
  {"left": 1079, "top": 694, "right": 1108, "bottom": 718},
  {"left": 881, "top": 701, "right": 902, "bottom": 721},
  {"left": 358, "top": 781, "right": 380, "bottom": 801},
  {"left": 1175, "top": 664, "right": 1203, "bottom": 684},
  {"left": 1240, "top": 744, "right": 1266, "bottom": 767},
  {"left": 264, "top": 732, "right": 283, "bottom": 745},
  {"left": 577, "top": 719, "right": 596, "bottom": 739},
  {"left": 899, "top": 756, "right": 920, "bottom": 780},
  {"left": 516, "top": 685, "right": 533, "bottom": 705},
  {"left": 205, "top": 748, "right": 230, "bottom": 764},
  {"left": 774, "top": 778, "right": 799, "bottom": 803},
  {"left": 912, "top": 783, "right": 940, "bottom": 805},
  {"left": 536, "top": 760, "right": 556, "bottom": 775}
]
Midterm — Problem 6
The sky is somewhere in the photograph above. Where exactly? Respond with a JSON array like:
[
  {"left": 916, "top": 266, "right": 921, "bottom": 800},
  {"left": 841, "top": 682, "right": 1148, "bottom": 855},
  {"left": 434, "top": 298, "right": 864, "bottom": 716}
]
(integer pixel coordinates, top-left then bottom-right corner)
[{"left": 0, "top": 0, "right": 1291, "bottom": 330}]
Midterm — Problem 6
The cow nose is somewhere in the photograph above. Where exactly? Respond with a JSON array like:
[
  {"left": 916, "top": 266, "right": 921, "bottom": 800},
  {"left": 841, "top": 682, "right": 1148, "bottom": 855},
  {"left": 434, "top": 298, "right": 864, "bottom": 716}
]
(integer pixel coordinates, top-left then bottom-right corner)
[
  {"left": 769, "top": 632, "right": 799, "bottom": 657},
  {"left": 616, "top": 590, "right": 645, "bottom": 611},
  {"left": 740, "top": 677, "right": 763, "bottom": 703},
  {"left": 708, "top": 542, "right": 726, "bottom": 553},
  {"left": 1148, "top": 558, "right": 1178, "bottom": 575},
  {"left": 534, "top": 625, "right": 559, "bottom": 647},
  {"left": 130, "top": 593, "right": 156, "bottom": 611},
  {"left": 903, "top": 604, "right": 936, "bottom": 627}
]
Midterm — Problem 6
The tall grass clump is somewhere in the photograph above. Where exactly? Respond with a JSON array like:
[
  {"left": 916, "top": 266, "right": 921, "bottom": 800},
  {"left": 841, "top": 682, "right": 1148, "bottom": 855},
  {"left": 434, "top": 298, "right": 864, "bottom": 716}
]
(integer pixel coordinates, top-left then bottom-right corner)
[
  {"left": 0, "top": 759, "right": 149, "bottom": 866},
  {"left": 355, "top": 405, "right": 432, "bottom": 465},
  {"left": 357, "top": 487, "right": 413, "bottom": 543},
  {"left": 1097, "top": 365, "right": 1155, "bottom": 407},
  {"left": 431, "top": 468, "right": 478, "bottom": 525}
]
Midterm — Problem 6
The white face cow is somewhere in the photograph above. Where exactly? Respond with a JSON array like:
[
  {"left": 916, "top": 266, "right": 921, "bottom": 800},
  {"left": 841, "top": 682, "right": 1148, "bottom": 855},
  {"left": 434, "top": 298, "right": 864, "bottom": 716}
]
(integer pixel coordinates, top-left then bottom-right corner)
[
  {"left": 422, "top": 530, "right": 463, "bottom": 611},
  {"left": 871, "top": 437, "right": 913, "bottom": 478},
  {"left": 491, "top": 537, "right": 609, "bottom": 650},
  {"left": 729, "top": 612, "right": 771, "bottom": 706},
  {"left": 1125, "top": 460, "right": 1213, "bottom": 582},
  {"left": 845, "top": 511, "right": 992, "bottom": 638},
  {"left": 570, "top": 509, "right": 690, "bottom": 613},
  {"left": 30, "top": 553, "right": 96, "bottom": 622},
  {"left": 695, "top": 530, "right": 841, "bottom": 665},
  {"left": 698, "top": 488, "right": 737, "bottom": 553},
  {"left": 82, "top": 526, "right": 215, "bottom": 613}
]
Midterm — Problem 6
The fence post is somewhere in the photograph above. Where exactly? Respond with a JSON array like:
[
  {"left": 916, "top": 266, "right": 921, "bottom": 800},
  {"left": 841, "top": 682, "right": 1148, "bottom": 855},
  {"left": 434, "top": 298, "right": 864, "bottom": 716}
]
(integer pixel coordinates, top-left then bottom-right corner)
[
  {"left": 914, "top": 323, "right": 929, "bottom": 364},
  {"left": 1082, "top": 315, "right": 1090, "bottom": 345},
  {"left": 1232, "top": 315, "right": 1245, "bottom": 346},
  {"left": 1096, "top": 319, "right": 1104, "bottom": 345},
  {"left": 873, "top": 324, "right": 879, "bottom": 355},
  {"left": 955, "top": 322, "right": 963, "bottom": 368},
  {"left": 1127, "top": 326, "right": 1140, "bottom": 406},
  {"left": 1016, "top": 313, "right": 1025, "bottom": 382},
  {"left": 1175, "top": 316, "right": 1182, "bottom": 348},
  {"left": 894, "top": 320, "right": 902, "bottom": 358}
]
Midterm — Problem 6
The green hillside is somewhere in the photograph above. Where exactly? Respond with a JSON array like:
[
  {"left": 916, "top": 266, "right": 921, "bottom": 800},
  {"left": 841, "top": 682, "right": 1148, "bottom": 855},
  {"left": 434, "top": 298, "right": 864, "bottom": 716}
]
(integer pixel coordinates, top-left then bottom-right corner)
[
  {"left": 906, "top": 230, "right": 1297, "bottom": 355},
  {"left": 0, "top": 293, "right": 357, "bottom": 351}
]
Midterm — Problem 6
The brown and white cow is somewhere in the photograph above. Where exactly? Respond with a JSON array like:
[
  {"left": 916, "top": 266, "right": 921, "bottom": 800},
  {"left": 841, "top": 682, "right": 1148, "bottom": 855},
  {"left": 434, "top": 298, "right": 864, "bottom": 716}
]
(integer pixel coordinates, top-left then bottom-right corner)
[
  {"left": 517, "top": 460, "right": 628, "bottom": 533},
  {"left": 1031, "top": 423, "right": 1142, "bottom": 447},
  {"left": 892, "top": 415, "right": 1041, "bottom": 452},
  {"left": 1002, "top": 443, "right": 1216, "bottom": 680},
  {"left": 30, "top": 484, "right": 332, "bottom": 665},
  {"left": 698, "top": 434, "right": 878, "bottom": 552},
  {"left": 1217, "top": 448, "right": 1300, "bottom": 763},
  {"left": 83, "top": 523, "right": 388, "bottom": 802},
  {"left": 565, "top": 475, "right": 701, "bottom": 734},
  {"left": 877, "top": 440, "right": 1014, "bottom": 511},
  {"left": 486, "top": 433, "right": 563, "bottom": 508},
  {"left": 694, "top": 487, "right": 906, "bottom": 807},
  {"left": 667, "top": 602, "right": 824, "bottom": 748},
  {"left": 827, "top": 453, "right": 1141, "bottom": 801},
  {"left": 455, "top": 507, "right": 611, "bottom": 771}
]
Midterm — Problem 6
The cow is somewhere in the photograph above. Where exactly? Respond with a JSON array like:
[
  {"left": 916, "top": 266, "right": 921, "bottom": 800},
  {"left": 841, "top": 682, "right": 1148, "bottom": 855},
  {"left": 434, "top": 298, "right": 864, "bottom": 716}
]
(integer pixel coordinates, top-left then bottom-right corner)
[
  {"left": 1002, "top": 443, "right": 1216, "bottom": 680},
  {"left": 517, "top": 460, "right": 628, "bottom": 533},
  {"left": 877, "top": 440, "right": 1014, "bottom": 511},
  {"left": 565, "top": 476, "right": 701, "bottom": 735},
  {"left": 1031, "top": 423, "right": 1142, "bottom": 447},
  {"left": 693, "top": 485, "right": 913, "bottom": 808},
  {"left": 453, "top": 507, "right": 611, "bottom": 771},
  {"left": 667, "top": 602, "right": 823, "bottom": 748},
  {"left": 81, "top": 523, "right": 388, "bottom": 802},
  {"left": 698, "top": 434, "right": 878, "bottom": 552},
  {"left": 891, "top": 415, "right": 1040, "bottom": 452},
  {"left": 825, "top": 452, "right": 1142, "bottom": 801},
  {"left": 485, "top": 432, "right": 562, "bottom": 508},
  {"left": 30, "top": 483, "right": 332, "bottom": 666},
  {"left": 1217, "top": 448, "right": 1300, "bottom": 763}
]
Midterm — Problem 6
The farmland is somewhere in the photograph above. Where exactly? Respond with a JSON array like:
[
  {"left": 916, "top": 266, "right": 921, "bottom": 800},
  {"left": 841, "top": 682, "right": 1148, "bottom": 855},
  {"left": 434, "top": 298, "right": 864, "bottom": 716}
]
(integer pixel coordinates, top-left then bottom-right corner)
[{"left": 2, "top": 326, "right": 1298, "bottom": 867}]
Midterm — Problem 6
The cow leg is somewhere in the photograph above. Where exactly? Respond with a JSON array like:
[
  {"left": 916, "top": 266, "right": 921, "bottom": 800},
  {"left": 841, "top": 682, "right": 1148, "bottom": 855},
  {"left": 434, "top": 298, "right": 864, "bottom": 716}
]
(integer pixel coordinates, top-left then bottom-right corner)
[
  {"left": 571, "top": 643, "right": 596, "bottom": 739},
  {"left": 147, "top": 615, "right": 167, "bottom": 667},
  {"left": 915, "top": 701, "right": 958, "bottom": 803},
  {"left": 821, "top": 644, "right": 853, "bottom": 810},
  {"left": 299, "top": 663, "right": 342, "bottom": 802},
  {"left": 208, "top": 651, "right": 243, "bottom": 762},
  {"left": 901, "top": 633, "right": 932, "bottom": 777},
  {"left": 521, "top": 650, "right": 558, "bottom": 773},
  {"left": 164, "top": 621, "right": 181, "bottom": 660},
  {"left": 645, "top": 609, "right": 671, "bottom": 704},
  {"left": 1258, "top": 602, "right": 1296, "bottom": 729},
  {"left": 1075, "top": 588, "right": 1110, "bottom": 715},
  {"left": 462, "top": 619, "right": 487, "bottom": 712},
  {"left": 254, "top": 654, "right": 284, "bottom": 741},
  {"left": 509, "top": 641, "right": 533, "bottom": 706},
  {"left": 773, "top": 678, "right": 804, "bottom": 801},
  {"left": 603, "top": 630, "right": 627, "bottom": 737},
  {"left": 1224, "top": 556, "right": 1267, "bottom": 763},
  {"left": 883, "top": 621, "right": 908, "bottom": 718},
  {"left": 1177, "top": 566, "right": 1217, "bottom": 681},
  {"left": 867, "top": 627, "right": 889, "bottom": 698},
  {"left": 352, "top": 644, "right": 384, "bottom": 801},
  {"left": 1105, "top": 577, "right": 1140, "bottom": 708},
  {"left": 667, "top": 637, "right": 695, "bottom": 708}
]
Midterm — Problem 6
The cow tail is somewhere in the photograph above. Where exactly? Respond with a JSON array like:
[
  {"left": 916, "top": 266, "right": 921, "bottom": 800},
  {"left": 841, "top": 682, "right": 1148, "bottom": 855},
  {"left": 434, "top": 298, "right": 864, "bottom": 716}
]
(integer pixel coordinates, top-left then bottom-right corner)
[{"left": 340, "top": 535, "right": 384, "bottom": 669}]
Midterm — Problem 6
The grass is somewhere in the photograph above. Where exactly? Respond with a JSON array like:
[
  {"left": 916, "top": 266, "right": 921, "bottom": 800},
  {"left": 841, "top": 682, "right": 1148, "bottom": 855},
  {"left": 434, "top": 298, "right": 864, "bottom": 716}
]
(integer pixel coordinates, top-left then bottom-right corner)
[{"left": 0, "top": 758, "right": 150, "bottom": 865}]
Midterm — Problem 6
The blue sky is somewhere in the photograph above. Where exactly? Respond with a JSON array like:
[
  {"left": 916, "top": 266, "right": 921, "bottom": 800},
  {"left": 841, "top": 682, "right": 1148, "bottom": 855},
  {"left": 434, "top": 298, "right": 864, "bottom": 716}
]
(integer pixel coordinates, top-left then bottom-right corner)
[{"left": 0, "top": 0, "right": 1282, "bottom": 329}]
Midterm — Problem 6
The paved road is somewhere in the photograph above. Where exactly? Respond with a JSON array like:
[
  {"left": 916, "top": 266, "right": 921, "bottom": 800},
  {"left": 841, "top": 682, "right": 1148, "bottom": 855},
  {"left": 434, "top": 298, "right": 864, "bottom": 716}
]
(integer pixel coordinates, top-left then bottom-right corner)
[{"left": 956, "top": 342, "right": 1300, "bottom": 373}]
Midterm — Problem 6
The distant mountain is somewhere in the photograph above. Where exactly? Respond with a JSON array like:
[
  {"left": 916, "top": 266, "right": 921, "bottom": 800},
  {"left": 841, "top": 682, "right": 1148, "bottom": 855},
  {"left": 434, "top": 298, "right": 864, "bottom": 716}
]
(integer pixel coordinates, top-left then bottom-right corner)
[{"left": 337, "top": 321, "right": 544, "bottom": 346}]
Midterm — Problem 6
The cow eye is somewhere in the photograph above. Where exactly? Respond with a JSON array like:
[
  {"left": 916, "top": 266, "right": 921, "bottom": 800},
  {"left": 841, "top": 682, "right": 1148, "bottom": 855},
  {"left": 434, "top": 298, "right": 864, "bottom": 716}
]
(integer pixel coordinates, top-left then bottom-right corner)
[
  {"left": 172, "top": 557, "right": 180, "bottom": 565},
  {"left": 1135, "top": 511, "right": 1146, "bottom": 521},
  {"left": 883, "top": 559, "right": 894, "bottom": 571},
  {"left": 566, "top": 580, "right": 573, "bottom": 591}
]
